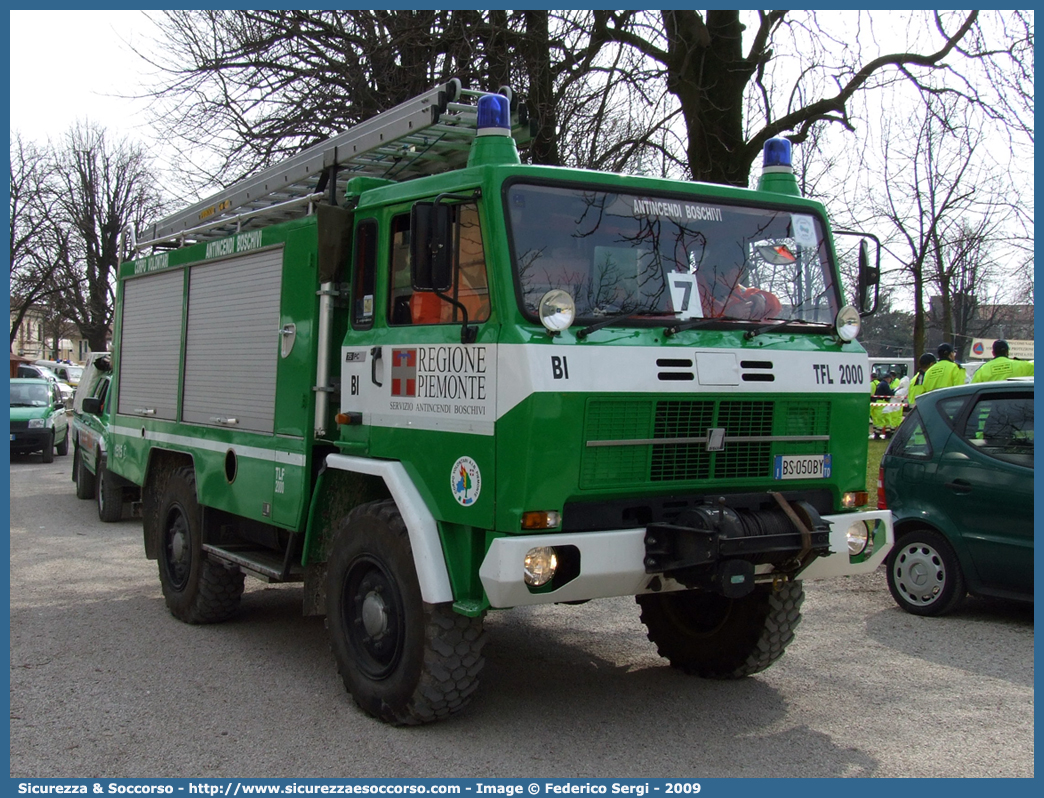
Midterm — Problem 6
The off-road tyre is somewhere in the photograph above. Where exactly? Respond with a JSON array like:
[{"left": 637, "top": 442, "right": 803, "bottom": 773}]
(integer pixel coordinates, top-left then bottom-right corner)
[
  {"left": 96, "top": 462, "right": 124, "bottom": 523},
  {"left": 637, "top": 580, "right": 804, "bottom": 679},
  {"left": 326, "top": 499, "right": 486, "bottom": 725},
  {"left": 157, "top": 466, "right": 244, "bottom": 624},
  {"left": 74, "top": 449, "right": 96, "bottom": 500},
  {"left": 56, "top": 428, "right": 69, "bottom": 456},
  {"left": 886, "top": 528, "right": 966, "bottom": 617},
  {"left": 41, "top": 432, "right": 54, "bottom": 463}
]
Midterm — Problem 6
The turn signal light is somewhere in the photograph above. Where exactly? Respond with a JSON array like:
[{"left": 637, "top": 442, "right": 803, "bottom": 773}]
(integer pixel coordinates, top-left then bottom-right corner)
[
  {"left": 841, "top": 491, "right": 869, "bottom": 509},
  {"left": 521, "top": 511, "right": 562, "bottom": 530}
]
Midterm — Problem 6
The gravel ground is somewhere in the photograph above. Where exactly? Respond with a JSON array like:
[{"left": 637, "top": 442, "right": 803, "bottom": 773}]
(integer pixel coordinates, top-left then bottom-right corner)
[{"left": 9, "top": 454, "right": 1034, "bottom": 778}]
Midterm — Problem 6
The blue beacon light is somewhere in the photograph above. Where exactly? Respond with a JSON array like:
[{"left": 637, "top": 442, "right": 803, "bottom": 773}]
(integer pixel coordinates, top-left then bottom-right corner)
[
  {"left": 762, "top": 138, "right": 792, "bottom": 169},
  {"left": 476, "top": 94, "right": 511, "bottom": 135}
]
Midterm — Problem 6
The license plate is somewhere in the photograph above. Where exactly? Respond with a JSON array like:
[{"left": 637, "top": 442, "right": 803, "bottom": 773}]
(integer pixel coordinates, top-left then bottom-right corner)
[{"left": 774, "top": 454, "right": 831, "bottom": 480}]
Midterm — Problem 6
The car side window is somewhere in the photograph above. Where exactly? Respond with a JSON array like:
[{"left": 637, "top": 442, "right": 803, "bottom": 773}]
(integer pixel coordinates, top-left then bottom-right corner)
[
  {"left": 961, "top": 393, "right": 1033, "bottom": 468},
  {"left": 888, "top": 408, "right": 933, "bottom": 459},
  {"left": 936, "top": 396, "right": 968, "bottom": 429}
]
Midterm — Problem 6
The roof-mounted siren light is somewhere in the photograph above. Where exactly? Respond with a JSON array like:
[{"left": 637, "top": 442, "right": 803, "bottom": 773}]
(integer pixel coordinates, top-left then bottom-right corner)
[
  {"left": 476, "top": 93, "right": 511, "bottom": 136},
  {"left": 468, "top": 93, "right": 521, "bottom": 167},
  {"left": 758, "top": 137, "right": 800, "bottom": 196}
]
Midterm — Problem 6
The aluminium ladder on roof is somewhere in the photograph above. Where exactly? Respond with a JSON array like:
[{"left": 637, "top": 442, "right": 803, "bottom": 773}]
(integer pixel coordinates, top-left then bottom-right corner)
[{"left": 133, "top": 79, "right": 533, "bottom": 253}]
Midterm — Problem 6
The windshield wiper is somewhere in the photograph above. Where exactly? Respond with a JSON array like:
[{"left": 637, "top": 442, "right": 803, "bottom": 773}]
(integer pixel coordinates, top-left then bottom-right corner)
[
  {"left": 744, "top": 318, "right": 829, "bottom": 340},
  {"left": 663, "top": 317, "right": 718, "bottom": 337},
  {"left": 576, "top": 312, "right": 646, "bottom": 340}
]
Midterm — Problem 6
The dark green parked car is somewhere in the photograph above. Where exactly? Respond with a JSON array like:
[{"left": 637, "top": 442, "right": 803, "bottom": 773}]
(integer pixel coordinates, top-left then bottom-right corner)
[{"left": 878, "top": 378, "right": 1033, "bottom": 615}]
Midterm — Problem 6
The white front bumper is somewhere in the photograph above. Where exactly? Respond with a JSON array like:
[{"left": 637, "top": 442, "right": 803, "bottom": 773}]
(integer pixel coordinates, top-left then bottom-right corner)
[{"left": 478, "top": 509, "right": 894, "bottom": 608}]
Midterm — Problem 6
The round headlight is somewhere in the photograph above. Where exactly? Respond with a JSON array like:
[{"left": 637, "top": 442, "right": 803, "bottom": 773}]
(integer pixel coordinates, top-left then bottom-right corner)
[
  {"left": 523, "top": 546, "right": 559, "bottom": 587},
  {"left": 846, "top": 521, "right": 873, "bottom": 558},
  {"left": 538, "top": 290, "right": 575, "bottom": 333},
  {"left": 835, "top": 304, "right": 861, "bottom": 342}
]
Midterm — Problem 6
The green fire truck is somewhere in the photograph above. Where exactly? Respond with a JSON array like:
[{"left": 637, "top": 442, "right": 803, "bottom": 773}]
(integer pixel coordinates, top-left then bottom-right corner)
[{"left": 109, "top": 80, "right": 892, "bottom": 725}]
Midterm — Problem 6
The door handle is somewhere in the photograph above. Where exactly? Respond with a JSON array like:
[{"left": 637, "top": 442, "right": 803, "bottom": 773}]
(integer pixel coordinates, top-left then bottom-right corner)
[
  {"left": 370, "top": 346, "right": 382, "bottom": 387},
  {"left": 945, "top": 479, "right": 973, "bottom": 494}
]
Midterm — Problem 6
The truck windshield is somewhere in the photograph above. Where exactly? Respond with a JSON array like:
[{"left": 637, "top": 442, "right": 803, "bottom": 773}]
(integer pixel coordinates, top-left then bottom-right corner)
[{"left": 506, "top": 182, "right": 839, "bottom": 326}]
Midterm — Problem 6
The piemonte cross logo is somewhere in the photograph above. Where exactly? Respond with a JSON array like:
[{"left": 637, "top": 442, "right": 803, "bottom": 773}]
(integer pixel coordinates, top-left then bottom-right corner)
[{"left": 391, "top": 348, "right": 417, "bottom": 397}]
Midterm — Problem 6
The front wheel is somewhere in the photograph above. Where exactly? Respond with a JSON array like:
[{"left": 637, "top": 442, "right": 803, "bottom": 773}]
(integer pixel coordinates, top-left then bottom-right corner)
[
  {"left": 326, "top": 500, "right": 486, "bottom": 725},
  {"left": 74, "top": 449, "right": 96, "bottom": 500},
  {"left": 637, "top": 580, "right": 804, "bottom": 678},
  {"left": 41, "top": 432, "right": 54, "bottom": 463},
  {"left": 886, "top": 528, "right": 966, "bottom": 616},
  {"left": 96, "top": 463, "right": 124, "bottom": 523},
  {"left": 156, "top": 466, "right": 244, "bottom": 624}
]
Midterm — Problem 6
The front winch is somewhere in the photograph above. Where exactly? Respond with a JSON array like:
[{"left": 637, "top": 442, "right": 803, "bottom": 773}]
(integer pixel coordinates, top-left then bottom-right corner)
[{"left": 643, "top": 496, "right": 831, "bottom": 597}]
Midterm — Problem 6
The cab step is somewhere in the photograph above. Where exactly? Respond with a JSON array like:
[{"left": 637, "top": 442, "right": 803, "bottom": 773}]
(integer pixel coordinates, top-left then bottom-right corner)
[{"left": 202, "top": 542, "right": 304, "bottom": 583}]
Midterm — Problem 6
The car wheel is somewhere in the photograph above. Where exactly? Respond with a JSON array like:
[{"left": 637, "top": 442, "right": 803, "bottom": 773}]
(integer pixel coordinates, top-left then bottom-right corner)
[
  {"left": 157, "top": 466, "right": 244, "bottom": 624},
  {"left": 886, "top": 528, "right": 966, "bottom": 616},
  {"left": 41, "top": 432, "right": 54, "bottom": 463},
  {"left": 636, "top": 580, "right": 804, "bottom": 678},
  {"left": 74, "top": 449, "right": 97, "bottom": 500},
  {"left": 56, "top": 428, "right": 69, "bottom": 456},
  {"left": 326, "top": 499, "right": 486, "bottom": 725},
  {"left": 96, "top": 463, "right": 124, "bottom": 523}
]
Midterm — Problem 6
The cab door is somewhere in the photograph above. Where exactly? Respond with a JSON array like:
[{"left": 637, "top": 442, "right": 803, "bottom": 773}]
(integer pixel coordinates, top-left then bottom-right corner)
[
  {"left": 339, "top": 218, "right": 379, "bottom": 453},
  {"left": 346, "top": 200, "right": 498, "bottom": 528}
]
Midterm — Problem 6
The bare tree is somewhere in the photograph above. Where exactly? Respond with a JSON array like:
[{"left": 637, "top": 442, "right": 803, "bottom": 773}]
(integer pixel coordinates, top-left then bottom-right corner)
[
  {"left": 867, "top": 95, "right": 1025, "bottom": 359},
  {"left": 9, "top": 134, "right": 65, "bottom": 346},
  {"left": 50, "top": 123, "right": 164, "bottom": 352},
  {"left": 133, "top": 10, "right": 1031, "bottom": 194}
]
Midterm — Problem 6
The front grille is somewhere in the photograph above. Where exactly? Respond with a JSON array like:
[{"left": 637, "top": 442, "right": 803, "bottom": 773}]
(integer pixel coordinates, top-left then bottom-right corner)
[
  {"left": 10, "top": 420, "right": 29, "bottom": 431},
  {"left": 581, "top": 397, "right": 831, "bottom": 488}
]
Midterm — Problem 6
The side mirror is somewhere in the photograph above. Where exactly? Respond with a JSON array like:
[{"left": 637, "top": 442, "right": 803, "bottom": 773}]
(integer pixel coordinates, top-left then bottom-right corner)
[
  {"left": 410, "top": 201, "right": 453, "bottom": 292},
  {"left": 836, "top": 230, "right": 881, "bottom": 317},
  {"left": 82, "top": 397, "right": 103, "bottom": 415}
]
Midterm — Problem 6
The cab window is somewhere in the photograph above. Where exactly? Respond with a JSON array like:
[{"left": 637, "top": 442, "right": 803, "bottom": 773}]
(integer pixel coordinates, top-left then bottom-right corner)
[
  {"left": 351, "top": 220, "right": 378, "bottom": 330},
  {"left": 388, "top": 202, "right": 490, "bottom": 326}
]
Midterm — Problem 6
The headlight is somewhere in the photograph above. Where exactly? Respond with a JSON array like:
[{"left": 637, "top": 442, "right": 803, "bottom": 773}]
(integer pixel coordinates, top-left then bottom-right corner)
[
  {"left": 835, "top": 304, "right": 861, "bottom": 342},
  {"left": 523, "top": 546, "right": 558, "bottom": 587},
  {"left": 28, "top": 418, "right": 45, "bottom": 429},
  {"left": 846, "top": 521, "right": 873, "bottom": 557},
  {"left": 538, "top": 290, "right": 575, "bottom": 333}
]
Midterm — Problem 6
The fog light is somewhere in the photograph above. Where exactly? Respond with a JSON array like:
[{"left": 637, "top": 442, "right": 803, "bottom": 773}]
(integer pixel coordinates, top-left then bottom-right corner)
[
  {"left": 846, "top": 521, "right": 873, "bottom": 557},
  {"left": 523, "top": 546, "right": 558, "bottom": 587},
  {"left": 842, "top": 491, "right": 869, "bottom": 509}
]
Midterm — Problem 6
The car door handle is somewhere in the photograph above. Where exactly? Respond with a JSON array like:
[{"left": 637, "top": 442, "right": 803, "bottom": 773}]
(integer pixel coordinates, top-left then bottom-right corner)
[
  {"left": 945, "top": 479, "right": 973, "bottom": 494},
  {"left": 370, "top": 346, "right": 382, "bottom": 387}
]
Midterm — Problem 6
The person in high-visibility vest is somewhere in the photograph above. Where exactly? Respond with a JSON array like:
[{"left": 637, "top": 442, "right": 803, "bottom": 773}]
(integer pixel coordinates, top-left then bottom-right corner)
[
  {"left": 906, "top": 352, "right": 937, "bottom": 408},
  {"left": 882, "top": 370, "right": 903, "bottom": 433},
  {"left": 921, "top": 342, "right": 965, "bottom": 394},
  {"left": 970, "top": 339, "right": 1034, "bottom": 383},
  {"left": 869, "top": 370, "right": 894, "bottom": 439}
]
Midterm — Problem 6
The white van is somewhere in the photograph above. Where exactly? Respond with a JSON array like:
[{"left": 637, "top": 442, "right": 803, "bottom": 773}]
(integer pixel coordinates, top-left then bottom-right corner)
[
  {"left": 34, "top": 360, "right": 85, "bottom": 388},
  {"left": 868, "top": 357, "right": 914, "bottom": 381}
]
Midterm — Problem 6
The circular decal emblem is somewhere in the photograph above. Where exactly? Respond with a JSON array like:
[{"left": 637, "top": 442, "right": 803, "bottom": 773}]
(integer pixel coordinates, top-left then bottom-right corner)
[{"left": 450, "top": 456, "right": 482, "bottom": 506}]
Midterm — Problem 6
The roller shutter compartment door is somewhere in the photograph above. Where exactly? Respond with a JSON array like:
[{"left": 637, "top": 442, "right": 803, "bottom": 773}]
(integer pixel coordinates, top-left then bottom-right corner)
[
  {"left": 118, "top": 269, "right": 184, "bottom": 420},
  {"left": 182, "top": 247, "right": 284, "bottom": 433}
]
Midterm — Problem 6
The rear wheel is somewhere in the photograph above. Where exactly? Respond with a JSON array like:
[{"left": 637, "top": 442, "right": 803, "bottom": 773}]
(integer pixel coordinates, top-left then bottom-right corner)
[
  {"left": 157, "top": 466, "right": 244, "bottom": 624},
  {"left": 637, "top": 580, "right": 804, "bottom": 678},
  {"left": 326, "top": 500, "right": 486, "bottom": 725},
  {"left": 56, "top": 428, "right": 69, "bottom": 456},
  {"left": 886, "top": 528, "right": 966, "bottom": 616},
  {"left": 96, "top": 463, "right": 124, "bottom": 523},
  {"left": 74, "top": 449, "right": 96, "bottom": 500}
]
